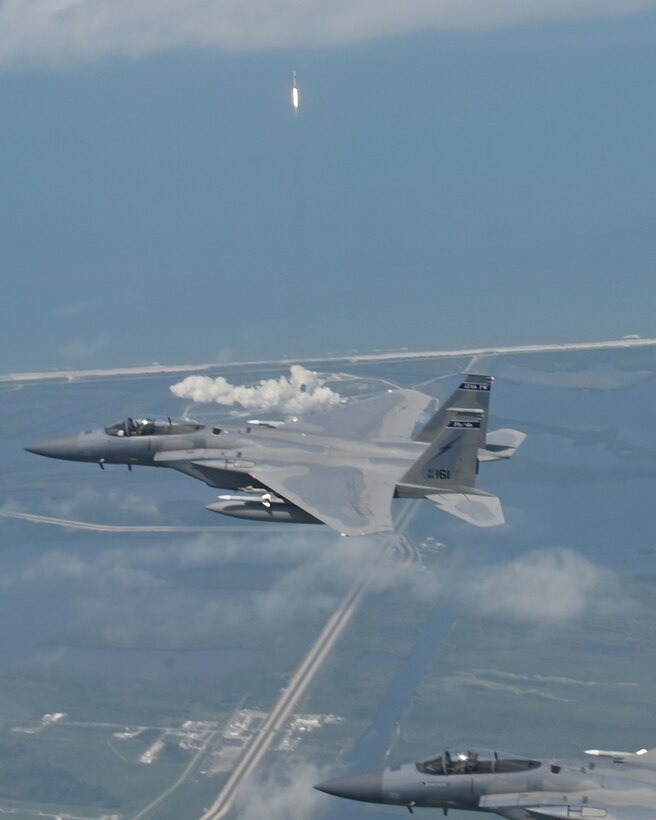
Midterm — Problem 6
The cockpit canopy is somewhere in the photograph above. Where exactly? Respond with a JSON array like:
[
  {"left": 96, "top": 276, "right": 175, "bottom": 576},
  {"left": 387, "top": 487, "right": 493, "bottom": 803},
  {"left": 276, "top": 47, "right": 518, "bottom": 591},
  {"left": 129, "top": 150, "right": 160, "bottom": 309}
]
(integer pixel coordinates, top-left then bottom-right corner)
[
  {"left": 416, "top": 749, "right": 541, "bottom": 776},
  {"left": 105, "top": 417, "right": 205, "bottom": 437}
]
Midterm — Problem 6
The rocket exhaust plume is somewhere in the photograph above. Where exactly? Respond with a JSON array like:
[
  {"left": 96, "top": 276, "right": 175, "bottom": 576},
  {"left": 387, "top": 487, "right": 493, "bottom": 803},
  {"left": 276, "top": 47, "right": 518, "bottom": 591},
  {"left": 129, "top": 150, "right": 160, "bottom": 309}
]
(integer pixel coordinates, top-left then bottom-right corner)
[{"left": 291, "top": 70, "right": 300, "bottom": 114}]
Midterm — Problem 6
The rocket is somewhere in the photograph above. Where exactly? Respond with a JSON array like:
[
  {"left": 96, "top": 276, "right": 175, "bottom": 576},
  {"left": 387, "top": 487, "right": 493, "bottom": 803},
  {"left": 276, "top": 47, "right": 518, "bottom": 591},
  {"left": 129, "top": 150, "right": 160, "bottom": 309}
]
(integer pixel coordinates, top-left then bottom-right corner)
[{"left": 291, "top": 70, "right": 300, "bottom": 114}]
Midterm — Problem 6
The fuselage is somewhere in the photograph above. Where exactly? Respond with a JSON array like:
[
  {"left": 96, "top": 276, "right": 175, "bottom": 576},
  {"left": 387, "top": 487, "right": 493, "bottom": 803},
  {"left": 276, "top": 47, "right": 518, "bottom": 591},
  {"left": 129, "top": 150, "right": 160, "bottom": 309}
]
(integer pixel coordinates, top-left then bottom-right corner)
[
  {"left": 315, "top": 749, "right": 656, "bottom": 818},
  {"left": 26, "top": 419, "right": 448, "bottom": 493},
  {"left": 25, "top": 406, "right": 505, "bottom": 533},
  {"left": 380, "top": 758, "right": 590, "bottom": 810}
]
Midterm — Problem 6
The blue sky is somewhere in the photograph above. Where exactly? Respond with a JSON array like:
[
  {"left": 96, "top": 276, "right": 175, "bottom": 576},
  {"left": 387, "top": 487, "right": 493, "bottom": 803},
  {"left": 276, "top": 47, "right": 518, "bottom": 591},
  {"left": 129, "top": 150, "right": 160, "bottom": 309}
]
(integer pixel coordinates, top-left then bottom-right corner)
[{"left": 1, "top": 3, "right": 655, "bottom": 371}]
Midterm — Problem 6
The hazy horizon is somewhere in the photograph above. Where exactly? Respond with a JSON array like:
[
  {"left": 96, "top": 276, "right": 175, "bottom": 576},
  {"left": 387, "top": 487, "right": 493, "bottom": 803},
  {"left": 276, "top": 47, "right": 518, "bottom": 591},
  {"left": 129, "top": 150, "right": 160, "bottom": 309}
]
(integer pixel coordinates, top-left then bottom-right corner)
[{"left": 1, "top": 4, "right": 654, "bottom": 371}]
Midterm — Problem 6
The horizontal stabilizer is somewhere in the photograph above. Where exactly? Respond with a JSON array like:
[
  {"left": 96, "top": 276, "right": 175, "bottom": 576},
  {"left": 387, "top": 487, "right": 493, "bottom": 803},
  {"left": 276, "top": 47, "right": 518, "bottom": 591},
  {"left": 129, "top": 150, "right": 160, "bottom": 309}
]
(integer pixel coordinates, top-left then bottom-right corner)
[
  {"left": 427, "top": 492, "right": 504, "bottom": 527},
  {"left": 478, "top": 428, "right": 527, "bottom": 462}
]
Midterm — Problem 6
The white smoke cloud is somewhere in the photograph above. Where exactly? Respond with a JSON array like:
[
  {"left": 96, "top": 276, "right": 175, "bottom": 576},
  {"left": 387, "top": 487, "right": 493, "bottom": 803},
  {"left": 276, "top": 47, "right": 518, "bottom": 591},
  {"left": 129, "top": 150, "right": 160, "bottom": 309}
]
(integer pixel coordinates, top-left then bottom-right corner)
[
  {"left": 170, "top": 365, "right": 342, "bottom": 416},
  {"left": 0, "top": 1, "right": 653, "bottom": 70},
  {"left": 462, "top": 548, "right": 619, "bottom": 624},
  {"left": 233, "top": 760, "right": 329, "bottom": 820}
]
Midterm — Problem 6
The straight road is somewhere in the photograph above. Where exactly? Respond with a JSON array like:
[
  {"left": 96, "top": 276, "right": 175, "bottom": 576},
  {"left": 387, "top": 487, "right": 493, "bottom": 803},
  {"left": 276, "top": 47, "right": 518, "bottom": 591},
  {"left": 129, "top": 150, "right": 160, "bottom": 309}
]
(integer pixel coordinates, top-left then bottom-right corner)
[
  {"left": 2, "top": 337, "right": 654, "bottom": 383},
  {"left": 198, "top": 501, "right": 420, "bottom": 820}
]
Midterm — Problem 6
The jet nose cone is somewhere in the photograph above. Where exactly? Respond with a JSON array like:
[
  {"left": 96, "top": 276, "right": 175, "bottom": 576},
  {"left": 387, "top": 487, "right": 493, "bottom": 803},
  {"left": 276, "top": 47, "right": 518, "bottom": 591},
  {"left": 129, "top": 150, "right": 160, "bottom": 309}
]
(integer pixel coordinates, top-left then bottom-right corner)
[
  {"left": 314, "top": 770, "right": 383, "bottom": 804},
  {"left": 25, "top": 434, "right": 81, "bottom": 460}
]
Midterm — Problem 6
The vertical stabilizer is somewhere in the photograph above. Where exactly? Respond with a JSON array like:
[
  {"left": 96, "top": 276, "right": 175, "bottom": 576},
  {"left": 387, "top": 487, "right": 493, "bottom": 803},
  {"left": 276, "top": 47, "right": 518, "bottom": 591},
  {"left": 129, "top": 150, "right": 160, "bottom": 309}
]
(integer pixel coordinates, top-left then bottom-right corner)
[
  {"left": 402, "top": 408, "right": 487, "bottom": 491},
  {"left": 414, "top": 374, "right": 493, "bottom": 443}
]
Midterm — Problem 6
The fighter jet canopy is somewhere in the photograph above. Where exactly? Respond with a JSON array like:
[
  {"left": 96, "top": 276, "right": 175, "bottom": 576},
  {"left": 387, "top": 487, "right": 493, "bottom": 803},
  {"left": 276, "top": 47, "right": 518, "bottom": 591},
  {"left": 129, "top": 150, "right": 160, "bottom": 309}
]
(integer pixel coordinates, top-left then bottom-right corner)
[
  {"left": 104, "top": 417, "right": 205, "bottom": 437},
  {"left": 416, "top": 749, "right": 541, "bottom": 775}
]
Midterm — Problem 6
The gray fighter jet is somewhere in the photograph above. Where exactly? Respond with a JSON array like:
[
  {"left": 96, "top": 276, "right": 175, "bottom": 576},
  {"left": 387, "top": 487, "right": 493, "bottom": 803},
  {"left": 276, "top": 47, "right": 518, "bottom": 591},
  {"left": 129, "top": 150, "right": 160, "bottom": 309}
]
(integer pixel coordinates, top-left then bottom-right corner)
[
  {"left": 315, "top": 746, "right": 656, "bottom": 818},
  {"left": 25, "top": 374, "right": 524, "bottom": 536}
]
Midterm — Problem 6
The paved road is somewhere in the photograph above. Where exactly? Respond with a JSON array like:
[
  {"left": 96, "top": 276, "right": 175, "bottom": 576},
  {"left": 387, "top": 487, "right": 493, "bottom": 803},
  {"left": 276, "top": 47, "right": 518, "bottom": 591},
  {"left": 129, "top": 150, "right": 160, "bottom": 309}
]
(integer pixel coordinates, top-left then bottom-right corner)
[
  {"left": 198, "top": 501, "right": 420, "bottom": 820},
  {"left": 2, "top": 337, "right": 654, "bottom": 383}
]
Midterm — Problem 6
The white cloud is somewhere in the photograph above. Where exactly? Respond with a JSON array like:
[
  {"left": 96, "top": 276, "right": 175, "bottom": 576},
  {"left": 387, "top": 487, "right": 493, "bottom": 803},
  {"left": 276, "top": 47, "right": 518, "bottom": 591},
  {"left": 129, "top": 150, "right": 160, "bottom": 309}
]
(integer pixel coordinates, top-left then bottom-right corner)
[
  {"left": 234, "top": 760, "right": 329, "bottom": 820},
  {"left": 0, "top": 520, "right": 447, "bottom": 648},
  {"left": 368, "top": 549, "right": 444, "bottom": 603},
  {"left": 0, "top": 497, "right": 624, "bottom": 646},
  {"left": 0, "top": 528, "right": 372, "bottom": 644},
  {"left": 37, "top": 549, "right": 163, "bottom": 588},
  {"left": 461, "top": 548, "right": 619, "bottom": 624},
  {"left": 43, "top": 487, "right": 162, "bottom": 520},
  {"left": 170, "top": 365, "right": 342, "bottom": 416},
  {"left": 0, "top": 1, "right": 653, "bottom": 69}
]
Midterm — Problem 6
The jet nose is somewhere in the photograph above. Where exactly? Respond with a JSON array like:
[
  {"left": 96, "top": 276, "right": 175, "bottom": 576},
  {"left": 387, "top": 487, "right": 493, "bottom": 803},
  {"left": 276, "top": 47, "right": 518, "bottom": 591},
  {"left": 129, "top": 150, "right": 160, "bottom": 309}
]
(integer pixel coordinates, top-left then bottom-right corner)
[
  {"left": 314, "top": 770, "right": 383, "bottom": 803},
  {"left": 25, "top": 434, "right": 82, "bottom": 460}
]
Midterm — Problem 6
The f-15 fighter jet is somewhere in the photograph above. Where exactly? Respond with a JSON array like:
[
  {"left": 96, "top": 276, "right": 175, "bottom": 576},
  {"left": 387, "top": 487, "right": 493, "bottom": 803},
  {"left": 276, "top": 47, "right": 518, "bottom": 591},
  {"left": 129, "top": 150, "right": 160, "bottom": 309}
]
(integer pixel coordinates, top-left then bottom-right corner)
[
  {"left": 315, "top": 745, "right": 656, "bottom": 818},
  {"left": 26, "top": 374, "right": 524, "bottom": 537}
]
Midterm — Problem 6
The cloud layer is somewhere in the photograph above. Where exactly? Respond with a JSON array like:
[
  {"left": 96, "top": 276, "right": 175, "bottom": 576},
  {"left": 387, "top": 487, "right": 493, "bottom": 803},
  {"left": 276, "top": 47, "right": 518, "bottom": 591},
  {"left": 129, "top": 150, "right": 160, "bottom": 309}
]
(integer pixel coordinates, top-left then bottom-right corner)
[
  {"left": 1, "top": 529, "right": 377, "bottom": 646},
  {"left": 0, "top": 508, "right": 447, "bottom": 653},
  {"left": 170, "top": 365, "right": 342, "bottom": 416},
  {"left": 1, "top": 516, "right": 616, "bottom": 652},
  {"left": 0, "top": 1, "right": 654, "bottom": 69},
  {"left": 234, "top": 760, "right": 328, "bottom": 820},
  {"left": 463, "top": 547, "right": 618, "bottom": 624},
  {"left": 43, "top": 487, "right": 162, "bottom": 521}
]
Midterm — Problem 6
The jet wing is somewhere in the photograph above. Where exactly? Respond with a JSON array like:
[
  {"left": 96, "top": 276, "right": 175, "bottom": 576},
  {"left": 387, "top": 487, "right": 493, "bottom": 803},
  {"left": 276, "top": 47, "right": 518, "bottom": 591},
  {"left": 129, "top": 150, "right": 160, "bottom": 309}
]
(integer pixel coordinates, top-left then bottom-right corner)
[
  {"left": 293, "top": 389, "right": 433, "bottom": 442},
  {"left": 251, "top": 462, "right": 398, "bottom": 536}
]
